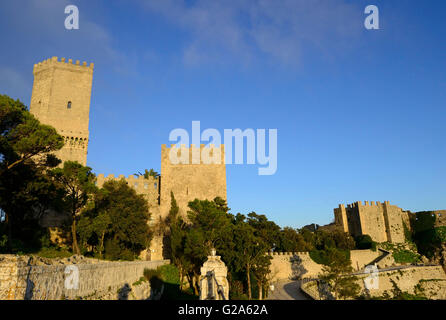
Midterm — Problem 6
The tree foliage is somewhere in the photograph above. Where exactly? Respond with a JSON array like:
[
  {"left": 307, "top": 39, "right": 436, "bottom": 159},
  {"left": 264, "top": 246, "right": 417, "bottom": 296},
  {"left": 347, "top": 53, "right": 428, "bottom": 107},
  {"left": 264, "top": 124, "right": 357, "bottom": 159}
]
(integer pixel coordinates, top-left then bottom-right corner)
[
  {"left": 0, "top": 94, "right": 64, "bottom": 251},
  {"left": 50, "top": 161, "right": 97, "bottom": 255},
  {"left": 78, "top": 180, "right": 151, "bottom": 260},
  {"left": 319, "top": 247, "right": 360, "bottom": 299},
  {"left": 0, "top": 94, "right": 63, "bottom": 174}
]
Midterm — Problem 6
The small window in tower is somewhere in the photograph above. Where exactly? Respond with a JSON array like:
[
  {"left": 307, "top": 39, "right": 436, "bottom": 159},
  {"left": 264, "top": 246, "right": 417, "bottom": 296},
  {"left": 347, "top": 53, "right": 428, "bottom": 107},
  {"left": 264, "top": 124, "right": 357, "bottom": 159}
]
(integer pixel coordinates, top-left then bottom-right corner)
[{"left": 67, "top": 101, "right": 72, "bottom": 109}]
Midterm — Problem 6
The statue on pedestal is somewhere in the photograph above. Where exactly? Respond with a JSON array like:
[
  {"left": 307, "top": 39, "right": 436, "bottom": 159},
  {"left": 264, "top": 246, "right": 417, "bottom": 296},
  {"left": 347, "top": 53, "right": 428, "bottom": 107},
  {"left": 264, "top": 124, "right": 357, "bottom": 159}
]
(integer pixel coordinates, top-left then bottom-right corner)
[{"left": 199, "top": 248, "right": 229, "bottom": 300}]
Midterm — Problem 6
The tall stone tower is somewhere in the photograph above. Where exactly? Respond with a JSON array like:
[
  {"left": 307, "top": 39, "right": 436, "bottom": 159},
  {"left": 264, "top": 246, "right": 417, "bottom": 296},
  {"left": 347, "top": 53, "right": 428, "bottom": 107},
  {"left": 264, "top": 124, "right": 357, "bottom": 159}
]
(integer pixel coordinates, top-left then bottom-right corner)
[
  {"left": 29, "top": 56, "right": 94, "bottom": 165},
  {"left": 160, "top": 144, "right": 227, "bottom": 218}
]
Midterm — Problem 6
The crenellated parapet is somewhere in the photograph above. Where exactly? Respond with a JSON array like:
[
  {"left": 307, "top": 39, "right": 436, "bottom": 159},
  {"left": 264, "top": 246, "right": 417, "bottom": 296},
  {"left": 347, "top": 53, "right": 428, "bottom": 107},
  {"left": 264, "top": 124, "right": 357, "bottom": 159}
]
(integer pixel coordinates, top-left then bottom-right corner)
[
  {"left": 334, "top": 201, "right": 413, "bottom": 244},
  {"left": 342, "top": 200, "right": 390, "bottom": 209},
  {"left": 267, "top": 252, "right": 310, "bottom": 256},
  {"left": 33, "top": 56, "right": 94, "bottom": 75},
  {"left": 96, "top": 173, "right": 160, "bottom": 190}
]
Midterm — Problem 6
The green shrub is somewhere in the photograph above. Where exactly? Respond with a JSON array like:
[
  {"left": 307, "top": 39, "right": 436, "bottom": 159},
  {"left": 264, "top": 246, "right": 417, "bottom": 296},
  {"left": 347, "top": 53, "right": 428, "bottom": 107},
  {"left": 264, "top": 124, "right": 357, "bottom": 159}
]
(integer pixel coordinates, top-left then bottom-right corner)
[
  {"left": 434, "top": 226, "right": 446, "bottom": 243},
  {"left": 132, "top": 277, "right": 147, "bottom": 286},
  {"left": 37, "top": 246, "right": 72, "bottom": 258},
  {"left": 355, "top": 235, "right": 376, "bottom": 250},
  {"left": 309, "top": 249, "right": 350, "bottom": 265},
  {"left": 158, "top": 264, "right": 180, "bottom": 285},
  {"left": 392, "top": 249, "right": 420, "bottom": 264}
]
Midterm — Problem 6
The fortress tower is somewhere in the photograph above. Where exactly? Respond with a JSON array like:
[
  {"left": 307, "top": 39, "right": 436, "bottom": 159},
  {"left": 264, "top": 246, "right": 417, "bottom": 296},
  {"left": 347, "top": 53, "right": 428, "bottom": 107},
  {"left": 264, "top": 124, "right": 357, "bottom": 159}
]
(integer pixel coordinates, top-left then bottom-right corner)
[
  {"left": 160, "top": 144, "right": 227, "bottom": 219},
  {"left": 334, "top": 201, "right": 412, "bottom": 243},
  {"left": 29, "top": 57, "right": 94, "bottom": 165}
]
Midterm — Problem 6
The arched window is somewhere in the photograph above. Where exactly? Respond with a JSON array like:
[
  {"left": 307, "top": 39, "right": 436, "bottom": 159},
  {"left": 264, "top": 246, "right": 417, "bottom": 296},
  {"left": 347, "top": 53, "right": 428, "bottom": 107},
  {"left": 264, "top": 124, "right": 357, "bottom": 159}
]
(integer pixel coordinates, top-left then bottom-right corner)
[{"left": 67, "top": 101, "right": 72, "bottom": 109}]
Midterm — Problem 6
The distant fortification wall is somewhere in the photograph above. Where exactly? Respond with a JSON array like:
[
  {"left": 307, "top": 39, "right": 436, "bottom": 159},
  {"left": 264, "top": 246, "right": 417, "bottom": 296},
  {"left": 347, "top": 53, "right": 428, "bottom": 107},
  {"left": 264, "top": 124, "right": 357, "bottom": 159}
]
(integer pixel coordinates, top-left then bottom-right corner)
[
  {"left": 270, "top": 249, "right": 396, "bottom": 282},
  {"left": 334, "top": 201, "right": 411, "bottom": 243},
  {"left": 302, "top": 266, "right": 446, "bottom": 300},
  {"left": 0, "top": 255, "right": 168, "bottom": 300}
]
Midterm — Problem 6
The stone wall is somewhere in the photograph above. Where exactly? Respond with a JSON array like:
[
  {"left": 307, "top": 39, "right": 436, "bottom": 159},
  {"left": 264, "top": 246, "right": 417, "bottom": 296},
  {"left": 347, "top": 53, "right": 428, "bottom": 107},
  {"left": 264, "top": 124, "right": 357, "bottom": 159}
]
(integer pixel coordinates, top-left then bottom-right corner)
[
  {"left": 334, "top": 201, "right": 412, "bottom": 243},
  {"left": 268, "top": 252, "right": 323, "bottom": 282},
  {"left": 30, "top": 57, "right": 93, "bottom": 166},
  {"left": 0, "top": 255, "right": 169, "bottom": 300},
  {"left": 359, "top": 266, "right": 446, "bottom": 299},
  {"left": 350, "top": 249, "right": 381, "bottom": 271},
  {"left": 160, "top": 144, "right": 227, "bottom": 220},
  {"left": 269, "top": 249, "right": 397, "bottom": 282},
  {"left": 301, "top": 266, "right": 446, "bottom": 300}
]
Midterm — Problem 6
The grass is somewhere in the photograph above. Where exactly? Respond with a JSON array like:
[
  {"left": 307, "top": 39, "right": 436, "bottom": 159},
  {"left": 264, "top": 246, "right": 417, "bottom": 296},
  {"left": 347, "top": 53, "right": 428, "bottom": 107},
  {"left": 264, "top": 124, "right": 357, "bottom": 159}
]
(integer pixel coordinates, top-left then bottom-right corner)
[
  {"left": 132, "top": 277, "right": 147, "bottom": 286},
  {"left": 392, "top": 249, "right": 420, "bottom": 264},
  {"left": 36, "top": 246, "right": 72, "bottom": 259}
]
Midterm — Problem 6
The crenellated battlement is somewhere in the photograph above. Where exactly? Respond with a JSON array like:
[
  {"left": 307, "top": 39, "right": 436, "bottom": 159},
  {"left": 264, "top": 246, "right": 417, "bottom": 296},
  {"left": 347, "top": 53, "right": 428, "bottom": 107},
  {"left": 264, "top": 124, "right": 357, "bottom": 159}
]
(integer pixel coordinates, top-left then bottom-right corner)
[
  {"left": 335, "top": 200, "right": 413, "bottom": 244},
  {"left": 267, "top": 252, "right": 310, "bottom": 256},
  {"left": 33, "top": 56, "right": 94, "bottom": 74},
  {"left": 341, "top": 200, "right": 391, "bottom": 209},
  {"left": 96, "top": 173, "right": 159, "bottom": 183}
]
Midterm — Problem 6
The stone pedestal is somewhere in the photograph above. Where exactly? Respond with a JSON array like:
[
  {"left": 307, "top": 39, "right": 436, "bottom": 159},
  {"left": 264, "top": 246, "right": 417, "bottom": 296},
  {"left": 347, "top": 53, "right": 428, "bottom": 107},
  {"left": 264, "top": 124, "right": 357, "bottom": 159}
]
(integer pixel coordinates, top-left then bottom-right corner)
[{"left": 199, "top": 250, "right": 229, "bottom": 300}]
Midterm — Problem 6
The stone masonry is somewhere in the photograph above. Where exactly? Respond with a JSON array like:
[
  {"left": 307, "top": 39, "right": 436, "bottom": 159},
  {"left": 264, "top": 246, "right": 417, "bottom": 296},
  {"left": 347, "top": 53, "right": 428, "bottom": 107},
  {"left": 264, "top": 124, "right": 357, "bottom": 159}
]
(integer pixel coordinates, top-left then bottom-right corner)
[
  {"left": 29, "top": 58, "right": 228, "bottom": 261},
  {"left": 334, "top": 201, "right": 412, "bottom": 243},
  {"left": 30, "top": 57, "right": 93, "bottom": 166},
  {"left": 0, "top": 254, "right": 168, "bottom": 300}
]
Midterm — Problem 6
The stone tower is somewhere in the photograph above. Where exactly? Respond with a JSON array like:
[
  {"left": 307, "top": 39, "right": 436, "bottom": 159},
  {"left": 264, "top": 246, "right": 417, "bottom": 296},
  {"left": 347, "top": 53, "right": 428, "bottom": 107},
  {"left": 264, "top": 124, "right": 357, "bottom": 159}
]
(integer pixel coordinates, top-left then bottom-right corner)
[
  {"left": 29, "top": 56, "right": 94, "bottom": 165},
  {"left": 334, "top": 201, "right": 412, "bottom": 243},
  {"left": 160, "top": 144, "right": 227, "bottom": 219}
]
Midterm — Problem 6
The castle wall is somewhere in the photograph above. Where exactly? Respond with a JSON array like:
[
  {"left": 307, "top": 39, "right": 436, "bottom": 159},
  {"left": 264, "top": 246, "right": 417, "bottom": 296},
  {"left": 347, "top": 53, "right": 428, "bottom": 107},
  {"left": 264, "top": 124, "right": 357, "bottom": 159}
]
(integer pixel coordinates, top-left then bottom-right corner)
[
  {"left": 345, "top": 205, "right": 362, "bottom": 237},
  {"left": 432, "top": 210, "right": 446, "bottom": 227},
  {"left": 357, "top": 201, "right": 388, "bottom": 243},
  {"left": 30, "top": 57, "right": 94, "bottom": 166},
  {"left": 334, "top": 201, "right": 417, "bottom": 244},
  {"left": 334, "top": 204, "right": 348, "bottom": 233},
  {"left": 268, "top": 252, "right": 323, "bottom": 282},
  {"left": 95, "top": 174, "right": 163, "bottom": 260},
  {"left": 0, "top": 254, "right": 169, "bottom": 300},
  {"left": 96, "top": 174, "right": 160, "bottom": 217},
  {"left": 160, "top": 144, "right": 227, "bottom": 219},
  {"left": 383, "top": 202, "right": 407, "bottom": 243},
  {"left": 301, "top": 266, "right": 446, "bottom": 300},
  {"left": 349, "top": 249, "right": 381, "bottom": 271}
]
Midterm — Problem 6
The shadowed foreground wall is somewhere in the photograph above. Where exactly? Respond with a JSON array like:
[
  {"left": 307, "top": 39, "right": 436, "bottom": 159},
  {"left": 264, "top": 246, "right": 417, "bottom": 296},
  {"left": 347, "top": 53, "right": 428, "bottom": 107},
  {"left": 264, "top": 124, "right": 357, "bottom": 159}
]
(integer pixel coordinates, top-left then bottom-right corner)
[{"left": 0, "top": 255, "right": 168, "bottom": 300}]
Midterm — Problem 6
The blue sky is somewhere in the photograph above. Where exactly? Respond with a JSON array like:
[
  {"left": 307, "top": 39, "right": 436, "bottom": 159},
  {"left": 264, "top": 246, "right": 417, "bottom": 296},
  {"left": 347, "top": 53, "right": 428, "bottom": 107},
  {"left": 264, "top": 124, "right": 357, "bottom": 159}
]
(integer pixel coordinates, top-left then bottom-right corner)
[{"left": 0, "top": 0, "right": 445, "bottom": 228}]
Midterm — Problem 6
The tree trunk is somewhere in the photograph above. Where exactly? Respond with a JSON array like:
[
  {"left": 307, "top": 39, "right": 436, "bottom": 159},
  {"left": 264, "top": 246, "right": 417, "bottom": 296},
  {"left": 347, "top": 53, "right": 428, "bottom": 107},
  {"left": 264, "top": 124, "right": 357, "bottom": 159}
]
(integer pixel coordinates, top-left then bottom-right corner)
[
  {"left": 247, "top": 264, "right": 252, "bottom": 300},
  {"left": 192, "top": 274, "right": 200, "bottom": 296},
  {"left": 258, "top": 280, "right": 263, "bottom": 300},
  {"left": 6, "top": 212, "right": 12, "bottom": 251},
  {"left": 99, "top": 232, "right": 105, "bottom": 258},
  {"left": 71, "top": 218, "right": 80, "bottom": 255},
  {"left": 179, "top": 268, "right": 184, "bottom": 291}
]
